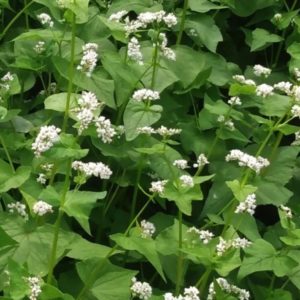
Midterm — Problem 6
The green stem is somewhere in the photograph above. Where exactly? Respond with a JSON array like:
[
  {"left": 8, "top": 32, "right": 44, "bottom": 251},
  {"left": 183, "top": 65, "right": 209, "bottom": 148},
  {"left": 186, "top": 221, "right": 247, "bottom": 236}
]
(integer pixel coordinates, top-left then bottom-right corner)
[
  {"left": 130, "top": 160, "right": 143, "bottom": 221},
  {"left": 151, "top": 31, "right": 161, "bottom": 89},
  {"left": 0, "top": 0, "right": 34, "bottom": 40},
  {"left": 175, "top": 210, "right": 184, "bottom": 295},
  {"left": 24, "top": 0, "right": 29, "bottom": 31},
  {"left": 76, "top": 194, "right": 155, "bottom": 300},
  {"left": 196, "top": 267, "right": 212, "bottom": 294},
  {"left": 176, "top": 0, "right": 189, "bottom": 45},
  {"left": 0, "top": 135, "right": 15, "bottom": 173},
  {"left": 62, "top": 13, "right": 76, "bottom": 133},
  {"left": 47, "top": 160, "right": 72, "bottom": 284}
]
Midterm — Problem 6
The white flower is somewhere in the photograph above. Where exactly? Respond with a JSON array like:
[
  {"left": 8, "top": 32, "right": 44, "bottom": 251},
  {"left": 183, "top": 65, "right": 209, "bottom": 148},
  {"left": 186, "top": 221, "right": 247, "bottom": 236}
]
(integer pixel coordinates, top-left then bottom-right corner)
[
  {"left": 274, "top": 81, "right": 293, "bottom": 95},
  {"left": 78, "top": 91, "right": 99, "bottom": 110},
  {"left": 274, "top": 13, "right": 282, "bottom": 21},
  {"left": 253, "top": 64, "right": 271, "bottom": 77},
  {"left": 32, "top": 125, "right": 61, "bottom": 157},
  {"left": 149, "top": 180, "right": 168, "bottom": 194},
  {"left": 292, "top": 85, "right": 300, "bottom": 102},
  {"left": 256, "top": 84, "right": 274, "bottom": 97},
  {"left": 37, "top": 13, "right": 53, "bottom": 27},
  {"left": 95, "top": 116, "right": 117, "bottom": 143},
  {"left": 291, "top": 104, "right": 300, "bottom": 118},
  {"left": 72, "top": 161, "right": 113, "bottom": 179},
  {"left": 140, "top": 220, "right": 156, "bottom": 238},
  {"left": 232, "top": 75, "right": 256, "bottom": 86},
  {"left": 193, "top": 153, "right": 209, "bottom": 168},
  {"left": 294, "top": 68, "right": 300, "bottom": 81},
  {"left": 280, "top": 205, "right": 293, "bottom": 218},
  {"left": 216, "top": 237, "right": 230, "bottom": 256},
  {"left": 1, "top": 72, "right": 13, "bottom": 82},
  {"left": 179, "top": 175, "right": 194, "bottom": 188},
  {"left": 155, "top": 126, "right": 181, "bottom": 137},
  {"left": 183, "top": 286, "right": 200, "bottom": 300},
  {"left": 77, "top": 43, "right": 98, "bottom": 77},
  {"left": 218, "top": 115, "right": 235, "bottom": 130},
  {"left": 235, "top": 193, "right": 257, "bottom": 216},
  {"left": 225, "top": 149, "right": 270, "bottom": 173},
  {"left": 124, "top": 18, "right": 143, "bottom": 36},
  {"left": 128, "top": 37, "right": 143, "bottom": 65},
  {"left": 132, "top": 89, "right": 160, "bottom": 102},
  {"left": 159, "top": 33, "right": 176, "bottom": 61},
  {"left": 41, "top": 163, "right": 54, "bottom": 172},
  {"left": 33, "top": 41, "right": 46, "bottom": 54},
  {"left": 36, "top": 173, "right": 47, "bottom": 185},
  {"left": 173, "top": 159, "right": 189, "bottom": 169},
  {"left": 232, "top": 237, "right": 252, "bottom": 249},
  {"left": 33, "top": 200, "right": 53, "bottom": 216},
  {"left": 228, "top": 96, "right": 242, "bottom": 106},
  {"left": 137, "top": 126, "right": 156, "bottom": 135},
  {"left": 7, "top": 202, "right": 28, "bottom": 220},
  {"left": 199, "top": 230, "right": 214, "bottom": 244},
  {"left": 137, "top": 11, "right": 166, "bottom": 27},
  {"left": 56, "top": 0, "right": 73, "bottom": 9},
  {"left": 108, "top": 10, "right": 128, "bottom": 22},
  {"left": 131, "top": 277, "right": 152, "bottom": 300},
  {"left": 292, "top": 131, "right": 300, "bottom": 146},
  {"left": 27, "top": 276, "right": 42, "bottom": 300},
  {"left": 163, "top": 13, "right": 177, "bottom": 27}
]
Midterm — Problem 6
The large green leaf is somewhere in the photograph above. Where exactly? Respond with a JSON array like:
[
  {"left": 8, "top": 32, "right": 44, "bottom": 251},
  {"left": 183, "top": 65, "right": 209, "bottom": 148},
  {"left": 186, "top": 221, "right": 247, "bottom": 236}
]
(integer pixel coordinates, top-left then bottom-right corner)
[
  {"left": 189, "top": 0, "right": 227, "bottom": 12},
  {"left": 64, "top": 190, "right": 106, "bottom": 235}
]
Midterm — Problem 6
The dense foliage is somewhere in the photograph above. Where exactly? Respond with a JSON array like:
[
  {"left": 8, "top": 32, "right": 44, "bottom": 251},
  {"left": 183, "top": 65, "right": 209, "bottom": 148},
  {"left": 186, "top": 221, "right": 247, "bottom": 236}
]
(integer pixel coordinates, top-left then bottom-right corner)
[{"left": 0, "top": 0, "right": 300, "bottom": 299}]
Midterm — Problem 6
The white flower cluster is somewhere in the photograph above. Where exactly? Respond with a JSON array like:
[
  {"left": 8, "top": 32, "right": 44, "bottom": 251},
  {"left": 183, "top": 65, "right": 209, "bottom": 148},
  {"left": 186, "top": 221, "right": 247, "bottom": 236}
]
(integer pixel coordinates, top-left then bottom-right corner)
[
  {"left": 207, "top": 277, "right": 250, "bottom": 300},
  {"left": 137, "top": 126, "right": 182, "bottom": 138},
  {"left": 228, "top": 96, "right": 242, "bottom": 106},
  {"left": 280, "top": 205, "right": 293, "bottom": 218},
  {"left": 273, "top": 81, "right": 293, "bottom": 95},
  {"left": 294, "top": 68, "right": 300, "bottom": 81},
  {"left": 164, "top": 286, "right": 200, "bottom": 300},
  {"left": 187, "top": 227, "right": 214, "bottom": 244},
  {"left": 137, "top": 126, "right": 156, "bottom": 135},
  {"left": 159, "top": 33, "right": 176, "bottom": 61},
  {"left": 253, "top": 64, "right": 271, "bottom": 77},
  {"left": 33, "top": 41, "right": 46, "bottom": 54},
  {"left": 291, "top": 104, "right": 300, "bottom": 118},
  {"left": 77, "top": 43, "right": 98, "bottom": 77},
  {"left": 140, "top": 220, "right": 156, "bottom": 238},
  {"left": 149, "top": 179, "right": 168, "bottom": 194},
  {"left": 108, "top": 10, "right": 128, "bottom": 22},
  {"left": 95, "top": 116, "right": 117, "bottom": 143},
  {"left": 128, "top": 37, "right": 143, "bottom": 65},
  {"left": 7, "top": 202, "right": 28, "bottom": 220},
  {"left": 216, "top": 236, "right": 252, "bottom": 256},
  {"left": 131, "top": 277, "right": 152, "bottom": 300},
  {"left": 232, "top": 75, "right": 256, "bottom": 86},
  {"left": 31, "top": 125, "right": 61, "bottom": 157},
  {"left": 72, "top": 161, "right": 112, "bottom": 179},
  {"left": 173, "top": 159, "right": 189, "bottom": 169},
  {"left": 217, "top": 115, "right": 235, "bottom": 131},
  {"left": 36, "top": 173, "right": 47, "bottom": 185},
  {"left": 36, "top": 163, "right": 54, "bottom": 185},
  {"left": 0, "top": 72, "right": 14, "bottom": 91},
  {"left": 179, "top": 175, "right": 194, "bottom": 188},
  {"left": 33, "top": 200, "right": 53, "bottom": 216},
  {"left": 273, "top": 13, "right": 282, "bottom": 22},
  {"left": 235, "top": 193, "right": 257, "bottom": 215},
  {"left": 255, "top": 84, "right": 274, "bottom": 98},
  {"left": 27, "top": 276, "right": 42, "bottom": 300},
  {"left": 56, "top": 0, "right": 73, "bottom": 9},
  {"left": 132, "top": 89, "right": 160, "bottom": 102},
  {"left": 225, "top": 149, "right": 270, "bottom": 174},
  {"left": 37, "top": 13, "right": 53, "bottom": 27},
  {"left": 292, "top": 85, "right": 300, "bottom": 101},
  {"left": 292, "top": 131, "right": 300, "bottom": 146},
  {"left": 193, "top": 153, "right": 209, "bottom": 168}
]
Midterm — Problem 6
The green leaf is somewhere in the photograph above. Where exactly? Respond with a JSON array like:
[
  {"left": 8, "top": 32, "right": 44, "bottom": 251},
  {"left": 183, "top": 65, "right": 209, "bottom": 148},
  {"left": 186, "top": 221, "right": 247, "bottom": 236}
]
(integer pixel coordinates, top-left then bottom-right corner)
[
  {"left": 64, "top": 190, "right": 106, "bottom": 235},
  {"left": 123, "top": 101, "right": 162, "bottom": 141},
  {"left": 77, "top": 258, "right": 137, "bottom": 300},
  {"left": 111, "top": 233, "right": 165, "bottom": 281},
  {"left": 229, "top": 83, "right": 256, "bottom": 96},
  {"left": 40, "top": 284, "right": 74, "bottom": 300},
  {"left": 185, "top": 14, "right": 223, "bottom": 53},
  {"left": 259, "top": 94, "right": 291, "bottom": 117},
  {"left": 107, "top": 0, "right": 155, "bottom": 14},
  {"left": 189, "top": 0, "right": 227, "bottom": 12},
  {"left": 226, "top": 180, "right": 257, "bottom": 201},
  {"left": 65, "top": 0, "right": 89, "bottom": 24}
]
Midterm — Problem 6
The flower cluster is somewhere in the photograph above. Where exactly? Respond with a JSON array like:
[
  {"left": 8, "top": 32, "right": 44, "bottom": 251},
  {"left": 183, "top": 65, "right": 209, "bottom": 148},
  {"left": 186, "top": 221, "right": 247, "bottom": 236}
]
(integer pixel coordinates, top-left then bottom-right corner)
[
  {"left": 225, "top": 149, "right": 270, "bottom": 173},
  {"left": 77, "top": 43, "right": 98, "bottom": 77},
  {"left": 7, "top": 202, "right": 28, "bottom": 220},
  {"left": 187, "top": 227, "right": 214, "bottom": 244},
  {"left": 235, "top": 194, "right": 257, "bottom": 215},
  {"left": 95, "top": 116, "right": 117, "bottom": 143},
  {"left": 253, "top": 64, "right": 271, "bottom": 77},
  {"left": 131, "top": 277, "right": 152, "bottom": 300},
  {"left": 173, "top": 159, "right": 189, "bottom": 169},
  {"left": 0, "top": 72, "right": 14, "bottom": 91},
  {"left": 36, "top": 173, "right": 47, "bottom": 185},
  {"left": 292, "top": 131, "right": 300, "bottom": 146},
  {"left": 280, "top": 205, "right": 293, "bottom": 218},
  {"left": 179, "top": 175, "right": 194, "bottom": 188},
  {"left": 216, "top": 236, "right": 252, "bottom": 256},
  {"left": 72, "top": 161, "right": 112, "bottom": 179},
  {"left": 31, "top": 125, "right": 61, "bottom": 157},
  {"left": 128, "top": 37, "right": 143, "bottom": 65},
  {"left": 137, "top": 126, "right": 182, "bottom": 138},
  {"left": 26, "top": 276, "right": 42, "bottom": 300},
  {"left": 291, "top": 104, "right": 300, "bottom": 118},
  {"left": 33, "top": 41, "right": 46, "bottom": 54},
  {"left": 108, "top": 10, "right": 128, "bottom": 22},
  {"left": 207, "top": 277, "right": 250, "bottom": 300},
  {"left": 255, "top": 84, "right": 274, "bottom": 98},
  {"left": 132, "top": 89, "right": 160, "bottom": 102},
  {"left": 232, "top": 75, "right": 256, "bottom": 86},
  {"left": 37, "top": 13, "right": 53, "bottom": 27},
  {"left": 33, "top": 200, "right": 53, "bottom": 216},
  {"left": 159, "top": 33, "right": 176, "bottom": 61},
  {"left": 274, "top": 81, "right": 292, "bottom": 95},
  {"left": 164, "top": 286, "right": 200, "bottom": 300},
  {"left": 149, "top": 180, "right": 168, "bottom": 194},
  {"left": 228, "top": 96, "right": 242, "bottom": 106},
  {"left": 56, "top": 0, "right": 73, "bottom": 9},
  {"left": 193, "top": 153, "right": 209, "bottom": 168},
  {"left": 140, "top": 220, "right": 156, "bottom": 238},
  {"left": 217, "top": 115, "right": 235, "bottom": 131}
]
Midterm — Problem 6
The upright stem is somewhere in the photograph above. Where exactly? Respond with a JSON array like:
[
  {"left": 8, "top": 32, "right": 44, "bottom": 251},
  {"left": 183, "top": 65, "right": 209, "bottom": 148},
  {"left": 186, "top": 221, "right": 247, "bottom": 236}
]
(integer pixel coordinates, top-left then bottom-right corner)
[
  {"left": 24, "top": 0, "right": 29, "bottom": 31},
  {"left": 175, "top": 211, "right": 184, "bottom": 295},
  {"left": 47, "top": 160, "right": 72, "bottom": 284},
  {"left": 62, "top": 13, "right": 76, "bottom": 132},
  {"left": 0, "top": 135, "right": 15, "bottom": 173},
  {"left": 130, "top": 160, "right": 143, "bottom": 221},
  {"left": 176, "top": 0, "right": 189, "bottom": 45},
  {"left": 151, "top": 31, "right": 161, "bottom": 89}
]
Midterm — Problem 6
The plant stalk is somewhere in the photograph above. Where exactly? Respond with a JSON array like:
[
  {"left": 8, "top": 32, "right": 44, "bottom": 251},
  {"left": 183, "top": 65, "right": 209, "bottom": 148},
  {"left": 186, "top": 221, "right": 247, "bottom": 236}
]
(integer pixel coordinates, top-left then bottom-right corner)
[{"left": 176, "top": 0, "right": 189, "bottom": 45}]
